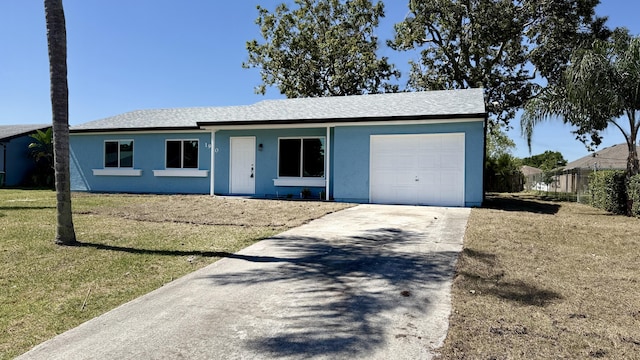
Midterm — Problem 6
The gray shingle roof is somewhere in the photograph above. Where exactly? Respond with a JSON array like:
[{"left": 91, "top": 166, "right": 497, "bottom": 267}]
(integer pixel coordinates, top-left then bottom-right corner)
[
  {"left": 71, "top": 89, "right": 486, "bottom": 132},
  {"left": 0, "top": 124, "right": 50, "bottom": 141},
  {"left": 564, "top": 143, "right": 629, "bottom": 170},
  {"left": 521, "top": 165, "right": 543, "bottom": 176}
]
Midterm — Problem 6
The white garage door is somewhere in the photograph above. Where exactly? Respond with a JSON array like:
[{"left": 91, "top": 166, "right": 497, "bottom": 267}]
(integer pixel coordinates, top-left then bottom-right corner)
[{"left": 370, "top": 133, "right": 465, "bottom": 206}]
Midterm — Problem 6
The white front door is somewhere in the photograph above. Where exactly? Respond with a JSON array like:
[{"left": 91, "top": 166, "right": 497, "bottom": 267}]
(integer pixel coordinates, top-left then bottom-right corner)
[{"left": 230, "top": 137, "right": 256, "bottom": 195}]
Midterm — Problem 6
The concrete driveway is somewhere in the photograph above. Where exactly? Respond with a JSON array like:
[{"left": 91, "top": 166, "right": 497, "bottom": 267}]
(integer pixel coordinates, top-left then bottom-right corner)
[{"left": 18, "top": 204, "right": 470, "bottom": 360}]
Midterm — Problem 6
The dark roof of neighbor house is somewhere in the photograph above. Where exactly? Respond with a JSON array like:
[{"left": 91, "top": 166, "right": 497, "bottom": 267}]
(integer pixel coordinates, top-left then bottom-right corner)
[
  {"left": 71, "top": 89, "right": 486, "bottom": 132},
  {"left": 0, "top": 124, "right": 50, "bottom": 142},
  {"left": 564, "top": 143, "right": 629, "bottom": 170},
  {"left": 521, "top": 165, "right": 543, "bottom": 176}
]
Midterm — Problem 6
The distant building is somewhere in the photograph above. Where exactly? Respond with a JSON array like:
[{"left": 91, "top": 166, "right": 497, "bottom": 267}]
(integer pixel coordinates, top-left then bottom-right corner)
[
  {"left": 521, "top": 165, "right": 547, "bottom": 191},
  {"left": 552, "top": 143, "right": 628, "bottom": 193},
  {"left": 563, "top": 143, "right": 628, "bottom": 171},
  {"left": 0, "top": 124, "right": 50, "bottom": 186}
]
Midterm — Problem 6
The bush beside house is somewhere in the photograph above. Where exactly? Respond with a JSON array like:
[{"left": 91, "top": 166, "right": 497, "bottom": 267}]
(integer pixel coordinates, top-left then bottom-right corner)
[
  {"left": 627, "top": 174, "right": 640, "bottom": 217},
  {"left": 588, "top": 170, "right": 640, "bottom": 216}
]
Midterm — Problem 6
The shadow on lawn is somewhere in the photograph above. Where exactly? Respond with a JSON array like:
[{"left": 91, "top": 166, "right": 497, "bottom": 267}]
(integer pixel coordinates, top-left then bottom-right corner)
[
  {"left": 0, "top": 205, "right": 56, "bottom": 211},
  {"left": 460, "top": 248, "right": 562, "bottom": 307},
  {"left": 483, "top": 195, "right": 560, "bottom": 215},
  {"left": 202, "top": 228, "right": 459, "bottom": 358},
  {"left": 75, "top": 241, "right": 284, "bottom": 262}
]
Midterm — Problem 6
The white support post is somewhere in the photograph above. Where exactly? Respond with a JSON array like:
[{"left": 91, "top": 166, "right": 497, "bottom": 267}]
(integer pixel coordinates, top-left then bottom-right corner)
[
  {"left": 325, "top": 126, "right": 331, "bottom": 201},
  {"left": 210, "top": 130, "right": 217, "bottom": 196}
]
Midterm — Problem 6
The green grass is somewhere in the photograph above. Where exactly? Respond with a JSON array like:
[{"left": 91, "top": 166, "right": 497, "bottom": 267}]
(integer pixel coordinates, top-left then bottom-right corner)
[{"left": 0, "top": 190, "right": 351, "bottom": 359}]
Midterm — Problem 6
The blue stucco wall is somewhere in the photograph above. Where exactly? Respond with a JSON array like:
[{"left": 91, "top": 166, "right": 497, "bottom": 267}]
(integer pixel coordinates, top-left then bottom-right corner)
[
  {"left": 70, "top": 132, "right": 212, "bottom": 194},
  {"left": 332, "top": 121, "right": 485, "bottom": 206},
  {"left": 69, "top": 121, "right": 484, "bottom": 206},
  {"left": 1, "top": 135, "right": 37, "bottom": 186},
  {"left": 213, "top": 128, "right": 329, "bottom": 199}
]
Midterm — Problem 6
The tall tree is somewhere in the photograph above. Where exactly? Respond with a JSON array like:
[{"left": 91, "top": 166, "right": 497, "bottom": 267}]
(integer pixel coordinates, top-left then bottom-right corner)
[
  {"left": 486, "top": 123, "right": 516, "bottom": 159},
  {"left": 244, "top": 0, "right": 400, "bottom": 97},
  {"left": 44, "top": 0, "right": 77, "bottom": 245},
  {"left": 521, "top": 151, "right": 568, "bottom": 171},
  {"left": 522, "top": 30, "right": 640, "bottom": 177},
  {"left": 390, "top": 0, "right": 609, "bottom": 126}
]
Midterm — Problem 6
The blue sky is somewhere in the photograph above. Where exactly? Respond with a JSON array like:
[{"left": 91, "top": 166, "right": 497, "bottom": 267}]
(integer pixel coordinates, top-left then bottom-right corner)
[{"left": 0, "top": 1, "right": 637, "bottom": 162}]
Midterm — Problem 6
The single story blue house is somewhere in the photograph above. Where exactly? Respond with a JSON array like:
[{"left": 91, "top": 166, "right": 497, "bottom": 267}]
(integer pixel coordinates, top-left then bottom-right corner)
[
  {"left": 0, "top": 124, "right": 51, "bottom": 187},
  {"left": 70, "top": 89, "right": 486, "bottom": 207}
]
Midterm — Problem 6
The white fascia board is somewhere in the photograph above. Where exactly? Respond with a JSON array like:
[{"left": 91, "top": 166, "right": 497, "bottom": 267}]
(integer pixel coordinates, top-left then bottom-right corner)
[{"left": 72, "top": 129, "right": 210, "bottom": 136}]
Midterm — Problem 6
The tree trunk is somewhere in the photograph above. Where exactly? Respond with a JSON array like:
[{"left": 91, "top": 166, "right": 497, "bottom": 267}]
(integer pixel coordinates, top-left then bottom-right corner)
[
  {"left": 627, "top": 140, "right": 639, "bottom": 177},
  {"left": 45, "top": 0, "right": 77, "bottom": 245}
]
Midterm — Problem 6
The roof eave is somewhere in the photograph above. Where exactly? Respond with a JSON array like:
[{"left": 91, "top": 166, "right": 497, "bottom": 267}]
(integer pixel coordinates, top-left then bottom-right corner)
[
  {"left": 197, "top": 112, "right": 487, "bottom": 127},
  {"left": 70, "top": 126, "right": 201, "bottom": 134},
  {"left": 0, "top": 125, "right": 51, "bottom": 142},
  {"left": 68, "top": 112, "right": 487, "bottom": 133}
]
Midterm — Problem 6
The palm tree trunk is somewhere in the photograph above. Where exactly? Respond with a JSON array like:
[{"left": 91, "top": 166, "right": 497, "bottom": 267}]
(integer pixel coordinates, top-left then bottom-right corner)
[{"left": 45, "top": 0, "right": 77, "bottom": 245}]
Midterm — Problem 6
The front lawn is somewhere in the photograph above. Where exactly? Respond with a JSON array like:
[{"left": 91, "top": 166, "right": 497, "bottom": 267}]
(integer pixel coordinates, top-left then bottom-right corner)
[
  {"left": 0, "top": 190, "right": 351, "bottom": 359},
  {"left": 440, "top": 194, "right": 640, "bottom": 359}
]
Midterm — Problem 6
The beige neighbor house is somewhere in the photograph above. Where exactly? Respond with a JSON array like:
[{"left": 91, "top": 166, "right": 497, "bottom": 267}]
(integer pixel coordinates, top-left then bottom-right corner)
[
  {"left": 521, "top": 165, "right": 547, "bottom": 191},
  {"left": 550, "top": 143, "right": 628, "bottom": 194}
]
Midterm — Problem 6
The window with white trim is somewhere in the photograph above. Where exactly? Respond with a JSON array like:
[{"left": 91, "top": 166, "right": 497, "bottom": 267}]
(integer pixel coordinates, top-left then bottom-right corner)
[
  {"left": 166, "top": 140, "right": 198, "bottom": 169},
  {"left": 278, "top": 137, "right": 325, "bottom": 178},
  {"left": 104, "top": 140, "right": 133, "bottom": 168}
]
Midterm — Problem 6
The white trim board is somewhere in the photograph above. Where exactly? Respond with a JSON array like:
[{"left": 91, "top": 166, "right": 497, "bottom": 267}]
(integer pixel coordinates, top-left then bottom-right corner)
[{"left": 92, "top": 169, "right": 142, "bottom": 176}]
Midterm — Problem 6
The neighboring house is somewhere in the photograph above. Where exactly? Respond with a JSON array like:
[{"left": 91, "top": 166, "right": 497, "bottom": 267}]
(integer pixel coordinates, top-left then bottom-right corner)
[
  {"left": 521, "top": 165, "right": 547, "bottom": 191},
  {"left": 552, "top": 143, "right": 628, "bottom": 193},
  {"left": 70, "top": 89, "right": 486, "bottom": 207},
  {"left": 0, "top": 124, "right": 51, "bottom": 187}
]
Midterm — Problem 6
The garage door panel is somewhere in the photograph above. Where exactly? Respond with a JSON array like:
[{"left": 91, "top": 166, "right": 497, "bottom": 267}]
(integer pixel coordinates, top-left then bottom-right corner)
[{"left": 370, "top": 133, "right": 465, "bottom": 206}]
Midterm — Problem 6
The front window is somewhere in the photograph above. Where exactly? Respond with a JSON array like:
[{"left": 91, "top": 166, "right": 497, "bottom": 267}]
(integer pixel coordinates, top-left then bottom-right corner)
[
  {"left": 104, "top": 140, "right": 133, "bottom": 168},
  {"left": 278, "top": 137, "right": 325, "bottom": 178},
  {"left": 166, "top": 140, "right": 198, "bottom": 169}
]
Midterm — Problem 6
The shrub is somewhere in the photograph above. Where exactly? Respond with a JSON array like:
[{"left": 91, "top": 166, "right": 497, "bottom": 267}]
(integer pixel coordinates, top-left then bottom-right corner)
[
  {"left": 628, "top": 174, "right": 640, "bottom": 217},
  {"left": 588, "top": 170, "right": 627, "bottom": 214},
  {"left": 485, "top": 154, "right": 524, "bottom": 193}
]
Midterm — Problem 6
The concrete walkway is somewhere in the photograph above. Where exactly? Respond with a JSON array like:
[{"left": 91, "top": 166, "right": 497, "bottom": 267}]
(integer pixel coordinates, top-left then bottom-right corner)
[{"left": 18, "top": 204, "right": 470, "bottom": 360}]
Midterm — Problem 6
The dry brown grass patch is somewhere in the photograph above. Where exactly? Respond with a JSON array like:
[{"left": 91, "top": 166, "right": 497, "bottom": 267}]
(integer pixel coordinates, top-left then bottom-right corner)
[
  {"left": 74, "top": 193, "right": 350, "bottom": 227},
  {"left": 439, "top": 193, "right": 640, "bottom": 359}
]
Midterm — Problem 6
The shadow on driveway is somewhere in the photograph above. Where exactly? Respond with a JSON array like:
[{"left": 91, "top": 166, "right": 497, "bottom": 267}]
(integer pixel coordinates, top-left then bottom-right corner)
[
  {"left": 17, "top": 205, "right": 469, "bottom": 360},
  {"left": 204, "top": 227, "right": 459, "bottom": 358}
]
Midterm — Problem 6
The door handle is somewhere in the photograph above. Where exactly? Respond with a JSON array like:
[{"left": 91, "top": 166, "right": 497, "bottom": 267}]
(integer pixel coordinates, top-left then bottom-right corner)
[{"left": 250, "top": 164, "right": 254, "bottom": 178}]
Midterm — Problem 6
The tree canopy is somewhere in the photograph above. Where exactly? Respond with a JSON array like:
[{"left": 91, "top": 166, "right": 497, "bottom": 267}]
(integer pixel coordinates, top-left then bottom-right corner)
[
  {"left": 390, "top": 0, "right": 609, "bottom": 126},
  {"left": 244, "top": 0, "right": 400, "bottom": 97},
  {"left": 28, "top": 128, "right": 55, "bottom": 187},
  {"left": 521, "top": 151, "right": 567, "bottom": 171},
  {"left": 522, "top": 30, "right": 640, "bottom": 176},
  {"left": 486, "top": 123, "right": 516, "bottom": 159}
]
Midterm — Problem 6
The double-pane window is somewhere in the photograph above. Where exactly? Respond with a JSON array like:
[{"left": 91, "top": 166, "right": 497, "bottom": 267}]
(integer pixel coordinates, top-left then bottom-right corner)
[
  {"left": 278, "top": 138, "right": 325, "bottom": 178},
  {"left": 166, "top": 140, "right": 198, "bottom": 169},
  {"left": 105, "top": 140, "right": 133, "bottom": 168}
]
